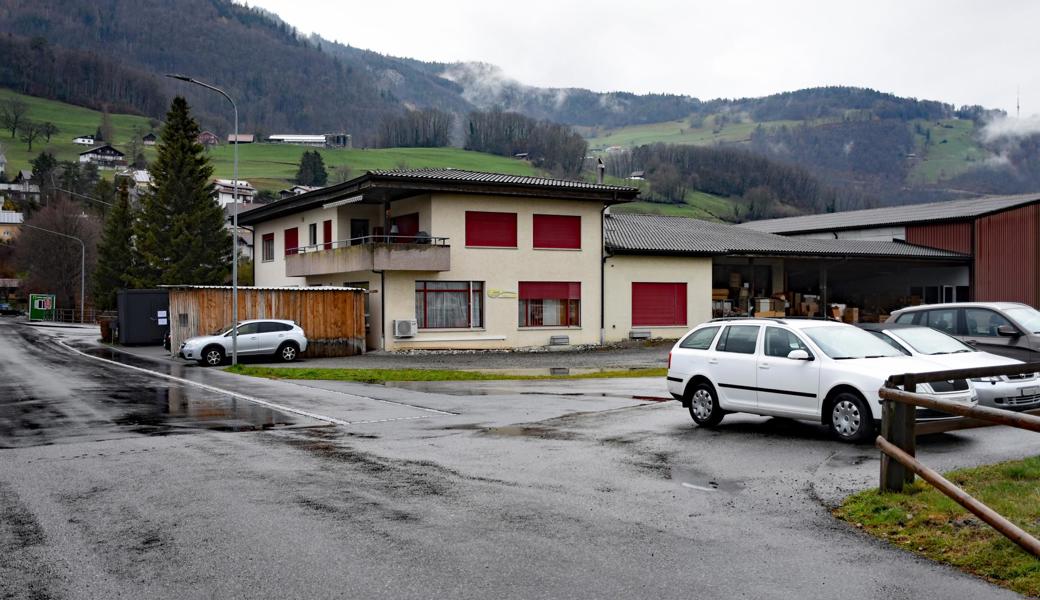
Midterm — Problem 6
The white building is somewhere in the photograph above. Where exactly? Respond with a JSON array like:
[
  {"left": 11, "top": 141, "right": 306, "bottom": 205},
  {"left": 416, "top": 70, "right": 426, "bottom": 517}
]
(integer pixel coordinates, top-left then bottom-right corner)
[
  {"left": 78, "top": 145, "right": 126, "bottom": 169},
  {"left": 268, "top": 134, "right": 328, "bottom": 146},
  {"left": 213, "top": 179, "right": 256, "bottom": 207},
  {"left": 72, "top": 135, "right": 95, "bottom": 145}
]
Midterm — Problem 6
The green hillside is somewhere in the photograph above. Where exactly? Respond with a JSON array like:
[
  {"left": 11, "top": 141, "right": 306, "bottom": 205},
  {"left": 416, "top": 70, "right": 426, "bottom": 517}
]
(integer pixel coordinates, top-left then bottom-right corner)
[
  {"left": 0, "top": 89, "right": 539, "bottom": 191},
  {"left": 582, "top": 115, "right": 811, "bottom": 150},
  {"left": 604, "top": 175, "right": 737, "bottom": 221},
  {"left": 907, "top": 118, "right": 990, "bottom": 185}
]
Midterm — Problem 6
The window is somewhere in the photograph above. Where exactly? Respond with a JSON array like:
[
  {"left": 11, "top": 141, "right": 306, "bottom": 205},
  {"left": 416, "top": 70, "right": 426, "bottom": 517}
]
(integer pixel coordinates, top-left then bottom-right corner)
[
  {"left": 716, "top": 325, "right": 760, "bottom": 354},
  {"left": 415, "top": 281, "right": 484, "bottom": 329},
  {"left": 518, "top": 282, "right": 580, "bottom": 327},
  {"left": 926, "top": 308, "right": 958, "bottom": 335},
  {"left": 230, "top": 323, "right": 260, "bottom": 335},
  {"left": 284, "top": 227, "right": 299, "bottom": 256},
  {"left": 680, "top": 326, "right": 720, "bottom": 350},
  {"left": 632, "top": 282, "right": 687, "bottom": 326},
  {"left": 258, "top": 322, "right": 293, "bottom": 333},
  {"left": 764, "top": 327, "right": 811, "bottom": 358},
  {"left": 466, "top": 211, "right": 517, "bottom": 247},
  {"left": 964, "top": 308, "right": 1013, "bottom": 337},
  {"left": 261, "top": 233, "right": 274, "bottom": 262},
  {"left": 533, "top": 214, "right": 581, "bottom": 249},
  {"left": 308, "top": 223, "right": 317, "bottom": 247},
  {"left": 895, "top": 312, "right": 916, "bottom": 324}
]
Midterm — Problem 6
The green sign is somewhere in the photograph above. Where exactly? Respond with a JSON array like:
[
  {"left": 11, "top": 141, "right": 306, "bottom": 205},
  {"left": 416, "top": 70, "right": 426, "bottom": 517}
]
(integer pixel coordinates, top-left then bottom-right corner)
[{"left": 29, "top": 293, "right": 56, "bottom": 321}]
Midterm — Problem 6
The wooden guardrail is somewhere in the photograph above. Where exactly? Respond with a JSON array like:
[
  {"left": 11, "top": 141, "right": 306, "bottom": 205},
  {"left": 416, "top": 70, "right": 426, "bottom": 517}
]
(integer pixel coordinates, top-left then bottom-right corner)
[{"left": 878, "top": 361, "right": 1040, "bottom": 557}]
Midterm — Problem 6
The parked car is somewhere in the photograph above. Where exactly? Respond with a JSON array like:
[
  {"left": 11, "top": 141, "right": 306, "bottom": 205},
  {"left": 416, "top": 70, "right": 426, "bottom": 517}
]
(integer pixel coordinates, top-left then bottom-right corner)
[
  {"left": 667, "top": 318, "right": 978, "bottom": 443},
  {"left": 178, "top": 319, "right": 308, "bottom": 366},
  {"left": 858, "top": 323, "right": 1040, "bottom": 411},
  {"left": 887, "top": 302, "right": 1040, "bottom": 361}
]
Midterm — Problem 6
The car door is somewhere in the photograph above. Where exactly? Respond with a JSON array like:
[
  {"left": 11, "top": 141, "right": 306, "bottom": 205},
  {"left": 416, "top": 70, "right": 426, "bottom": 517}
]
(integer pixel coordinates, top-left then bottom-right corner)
[
  {"left": 710, "top": 325, "right": 761, "bottom": 410},
  {"left": 229, "top": 322, "right": 261, "bottom": 355},
  {"left": 257, "top": 321, "right": 291, "bottom": 355},
  {"left": 755, "top": 327, "right": 821, "bottom": 417},
  {"left": 961, "top": 307, "right": 1035, "bottom": 361},
  {"left": 671, "top": 325, "right": 722, "bottom": 380}
]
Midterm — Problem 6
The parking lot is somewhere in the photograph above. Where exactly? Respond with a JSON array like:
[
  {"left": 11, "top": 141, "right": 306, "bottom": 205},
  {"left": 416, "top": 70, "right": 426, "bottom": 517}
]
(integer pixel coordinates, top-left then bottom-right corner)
[{"left": 1, "top": 321, "right": 1035, "bottom": 599}]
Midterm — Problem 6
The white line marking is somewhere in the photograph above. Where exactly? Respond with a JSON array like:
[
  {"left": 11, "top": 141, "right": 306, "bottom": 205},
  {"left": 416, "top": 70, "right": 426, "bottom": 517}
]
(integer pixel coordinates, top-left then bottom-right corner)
[
  {"left": 284, "top": 380, "right": 458, "bottom": 415},
  {"left": 681, "top": 482, "right": 718, "bottom": 492},
  {"left": 56, "top": 339, "right": 354, "bottom": 427}
]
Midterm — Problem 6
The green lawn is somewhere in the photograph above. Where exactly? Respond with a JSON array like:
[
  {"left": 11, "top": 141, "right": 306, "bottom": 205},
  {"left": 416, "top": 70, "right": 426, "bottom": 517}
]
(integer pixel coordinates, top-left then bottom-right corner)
[
  {"left": 584, "top": 115, "right": 817, "bottom": 151},
  {"left": 0, "top": 88, "right": 541, "bottom": 191},
  {"left": 611, "top": 189, "right": 737, "bottom": 222},
  {"left": 226, "top": 364, "right": 666, "bottom": 384},
  {"left": 907, "top": 118, "right": 989, "bottom": 185},
  {"left": 835, "top": 455, "right": 1040, "bottom": 597}
]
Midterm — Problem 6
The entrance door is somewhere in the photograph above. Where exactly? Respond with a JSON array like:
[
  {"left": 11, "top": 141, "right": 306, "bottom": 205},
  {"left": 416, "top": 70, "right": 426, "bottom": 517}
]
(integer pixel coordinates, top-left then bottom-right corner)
[
  {"left": 350, "top": 219, "right": 369, "bottom": 245},
  {"left": 323, "top": 220, "right": 333, "bottom": 250}
]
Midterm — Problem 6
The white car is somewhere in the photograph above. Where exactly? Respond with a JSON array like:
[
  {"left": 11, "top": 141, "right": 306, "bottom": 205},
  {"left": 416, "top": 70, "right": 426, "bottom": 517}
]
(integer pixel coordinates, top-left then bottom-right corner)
[
  {"left": 859, "top": 323, "right": 1040, "bottom": 411},
  {"left": 666, "top": 318, "right": 978, "bottom": 443},
  {"left": 179, "top": 319, "right": 308, "bottom": 366}
]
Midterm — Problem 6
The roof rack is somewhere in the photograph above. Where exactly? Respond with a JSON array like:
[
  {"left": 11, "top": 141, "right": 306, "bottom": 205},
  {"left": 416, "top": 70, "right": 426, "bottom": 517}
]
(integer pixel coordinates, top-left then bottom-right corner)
[
  {"left": 709, "top": 316, "right": 788, "bottom": 324},
  {"left": 781, "top": 316, "right": 843, "bottom": 322}
]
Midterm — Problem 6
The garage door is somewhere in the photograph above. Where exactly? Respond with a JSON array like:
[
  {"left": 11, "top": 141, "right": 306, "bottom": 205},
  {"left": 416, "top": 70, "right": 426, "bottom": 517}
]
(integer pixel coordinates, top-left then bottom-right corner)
[{"left": 632, "top": 282, "right": 687, "bottom": 326}]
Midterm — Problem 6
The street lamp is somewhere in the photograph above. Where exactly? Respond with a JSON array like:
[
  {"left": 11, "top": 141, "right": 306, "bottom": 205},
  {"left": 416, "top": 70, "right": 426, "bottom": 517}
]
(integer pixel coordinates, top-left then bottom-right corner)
[
  {"left": 166, "top": 74, "right": 241, "bottom": 365},
  {"left": 20, "top": 223, "right": 85, "bottom": 323}
]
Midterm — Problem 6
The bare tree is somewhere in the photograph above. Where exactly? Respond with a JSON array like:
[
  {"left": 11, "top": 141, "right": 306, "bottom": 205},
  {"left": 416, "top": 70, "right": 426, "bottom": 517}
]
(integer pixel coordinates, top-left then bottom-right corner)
[
  {"left": 0, "top": 98, "right": 29, "bottom": 139},
  {"left": 15, "top": 198, "right": 101, "bottom": 310},
  {"left": 41, "top": 121, "right": 59, "bottom": 143},
  {"left": 18, "top": 121, "right": 41, "bottom": 151}
]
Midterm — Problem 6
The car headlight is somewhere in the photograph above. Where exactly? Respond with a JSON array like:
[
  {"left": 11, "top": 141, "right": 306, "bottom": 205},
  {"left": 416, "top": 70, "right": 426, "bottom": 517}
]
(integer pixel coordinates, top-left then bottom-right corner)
[{"left": 971, "top": 376, "right": 1003, "bottom": 383}]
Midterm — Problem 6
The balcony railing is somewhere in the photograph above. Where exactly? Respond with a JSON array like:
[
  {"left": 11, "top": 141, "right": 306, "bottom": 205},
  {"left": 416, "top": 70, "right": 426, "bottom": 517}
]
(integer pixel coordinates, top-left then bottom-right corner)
[{"left": 285, "top": 235, "right": 451, "bottom": 276}]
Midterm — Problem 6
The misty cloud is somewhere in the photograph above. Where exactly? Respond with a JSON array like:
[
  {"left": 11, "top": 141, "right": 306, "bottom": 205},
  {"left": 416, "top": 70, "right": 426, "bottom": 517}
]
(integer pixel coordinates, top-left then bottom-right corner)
[{"left": 980, "top": 114, "right": 1040, "bottom": 143}]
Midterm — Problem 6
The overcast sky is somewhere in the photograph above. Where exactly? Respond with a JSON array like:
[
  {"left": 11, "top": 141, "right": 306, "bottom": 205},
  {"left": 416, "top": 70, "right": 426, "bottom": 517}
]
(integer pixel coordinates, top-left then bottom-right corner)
[{"left": 246, "top": 0, "right": 1039, "bottom": 114}]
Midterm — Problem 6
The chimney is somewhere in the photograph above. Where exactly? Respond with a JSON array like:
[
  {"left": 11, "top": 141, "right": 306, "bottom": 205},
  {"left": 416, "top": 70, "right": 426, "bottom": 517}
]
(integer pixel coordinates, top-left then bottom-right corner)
[{"left": 596, "top": 158, "right": 605, "bottom": 184}]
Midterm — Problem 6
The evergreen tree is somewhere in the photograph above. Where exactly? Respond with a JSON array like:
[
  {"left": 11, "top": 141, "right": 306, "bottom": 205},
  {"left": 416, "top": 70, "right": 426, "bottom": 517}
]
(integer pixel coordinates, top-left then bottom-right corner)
[
  {"left": 294, "top": 150, "right": 328, "bottom": 186},
  {"left": 134, "top": 96, "right": 230, "bottom": 287},
  {"left": 93, "top": 179, "right": 135, "bottom": 310}
]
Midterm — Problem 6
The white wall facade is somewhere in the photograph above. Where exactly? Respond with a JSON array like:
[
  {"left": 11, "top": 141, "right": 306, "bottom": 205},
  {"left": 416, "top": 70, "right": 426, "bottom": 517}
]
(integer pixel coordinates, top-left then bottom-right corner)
[{"left": 603, "top": 255, "right": 713, "bottom": 342}]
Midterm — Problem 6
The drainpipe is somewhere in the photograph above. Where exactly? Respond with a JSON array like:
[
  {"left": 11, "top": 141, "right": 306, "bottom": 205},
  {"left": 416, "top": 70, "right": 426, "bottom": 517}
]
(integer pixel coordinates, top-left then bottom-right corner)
[
  {"left": 375, "top": 269, "right": 386, "bottom": 351},
  {"left": 600, "top": 192, "right": 615, "bottom": 345}
]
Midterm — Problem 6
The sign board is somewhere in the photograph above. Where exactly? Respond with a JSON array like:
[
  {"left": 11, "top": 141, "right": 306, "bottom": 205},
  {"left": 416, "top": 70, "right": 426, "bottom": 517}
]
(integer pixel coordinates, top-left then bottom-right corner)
[{"left": 29, "top": 293, "right": 56, "bottom": 321}]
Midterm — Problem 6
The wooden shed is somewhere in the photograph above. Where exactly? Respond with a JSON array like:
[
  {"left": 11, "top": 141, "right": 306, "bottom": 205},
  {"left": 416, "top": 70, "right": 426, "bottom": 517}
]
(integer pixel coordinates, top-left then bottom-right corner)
[{"left": 166, "top": 286, "right": 366, "bottom": 357}]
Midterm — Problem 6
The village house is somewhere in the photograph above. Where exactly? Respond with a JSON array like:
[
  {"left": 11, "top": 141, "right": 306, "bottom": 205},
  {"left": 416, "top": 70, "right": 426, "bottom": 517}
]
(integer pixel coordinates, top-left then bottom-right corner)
[
  {"left": 114, "top": 168, "right": 152, "bottom": 206},
  {"left": 213, "top": 179, "right": 256, "bottom": 207},
  {"left": 0, "top": 210, "right": 23, "bottom": 241},
  {"left": 142, "top": 132, "right": 157, "bottom": 146},
  {"left": 0, "top": 171, "right": 40, "bottom": 205},
  {"left": 278, "top": 185, "right": 319, "bottom": 199},
  {"left": 72, "top": 134, "right": 95, "bottom": 145},
  {"left": 227, "top": 134, "right": 254, "bottom": 144},
  {"left": 197, "top": 131, "right": 220, "bottom": 146},
  {"left": 78, "top": 144, "right": 126, "bottom": 169}
]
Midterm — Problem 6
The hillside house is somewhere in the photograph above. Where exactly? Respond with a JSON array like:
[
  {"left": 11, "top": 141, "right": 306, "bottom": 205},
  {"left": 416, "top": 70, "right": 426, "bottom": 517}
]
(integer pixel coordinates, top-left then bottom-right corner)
[
  {"left": 114, "top": 168, "right": 152, "bottom": 206},
  {"left": 197, "top": 131, "right": 220, "bottom": 146},
  {"left": 223, "top": 202, "right": 257, "bottom": 260},
  {"left": 213, "top": 179, "right": 256, "bottom": 207},
  {"left": 142, "top": 132, "right": 157, "bottom": 146},
  {"left": 0, "top": 211, "right": 23, "bottom": 241},
  {"left": 0, "top": 171, "right": 40, "bottom": 204},
  {"left": 227, "top": 134, "right": 254, "bottom": 144},
  {"left": 268, "top": 134, "right": 327, "bottom": 147},
  {"left": 279, "top": 185, "right": 319, "bottom": 199},
  {"left": 72, "top": 135, "right": 95, "bottom": 145},
  {"left": 78, "top": 145, "right": 126, "bottom": 169}
]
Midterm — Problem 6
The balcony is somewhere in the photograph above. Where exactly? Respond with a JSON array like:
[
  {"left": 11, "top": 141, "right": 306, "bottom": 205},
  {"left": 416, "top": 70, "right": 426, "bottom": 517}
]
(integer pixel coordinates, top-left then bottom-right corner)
[{"left": 285, "top": 235, "right": 451, "bottom": 277}]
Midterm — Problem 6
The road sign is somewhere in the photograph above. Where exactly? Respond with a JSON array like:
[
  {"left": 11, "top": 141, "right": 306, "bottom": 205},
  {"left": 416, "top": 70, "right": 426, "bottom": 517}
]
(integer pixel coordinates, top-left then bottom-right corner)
[{"left": 29, "top": 293, "right": 56, "bottom": 321}]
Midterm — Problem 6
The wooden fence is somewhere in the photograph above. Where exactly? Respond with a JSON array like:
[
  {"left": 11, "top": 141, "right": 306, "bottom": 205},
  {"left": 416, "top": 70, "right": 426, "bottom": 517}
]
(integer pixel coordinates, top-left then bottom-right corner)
[{"left": 167, "top": 286, "right": 366, "bottom": 357}]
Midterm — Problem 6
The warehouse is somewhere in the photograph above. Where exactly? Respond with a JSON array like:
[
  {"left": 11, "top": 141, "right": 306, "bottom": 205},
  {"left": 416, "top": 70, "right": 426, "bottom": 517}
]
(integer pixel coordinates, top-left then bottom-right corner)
[{"left": 739, "top": 194, "right": 1040, "bottom": 308}]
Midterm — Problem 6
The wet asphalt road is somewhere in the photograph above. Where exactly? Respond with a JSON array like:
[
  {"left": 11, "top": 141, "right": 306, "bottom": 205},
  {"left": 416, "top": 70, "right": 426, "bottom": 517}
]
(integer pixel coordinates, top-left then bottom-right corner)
[{"left": 1, "top": 319, "right": 1037, "bottom": 599}]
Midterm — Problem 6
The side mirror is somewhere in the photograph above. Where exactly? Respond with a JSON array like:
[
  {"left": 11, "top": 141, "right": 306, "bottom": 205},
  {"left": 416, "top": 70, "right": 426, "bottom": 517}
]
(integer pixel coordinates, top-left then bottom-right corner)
[
  {"left": 787, "top": 349, "right": 812, "bottom": 360},
  {"left": 997, "top": 325, "right": 1020, "bottom": 337}
]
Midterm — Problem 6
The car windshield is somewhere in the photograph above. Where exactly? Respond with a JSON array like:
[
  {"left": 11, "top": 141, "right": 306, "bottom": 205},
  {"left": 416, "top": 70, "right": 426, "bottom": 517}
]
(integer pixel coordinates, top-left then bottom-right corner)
[
  {"left": 887, "top": 327, "right": 974, "bottom": 355},
  {"left": 1005, "top": 306, "right": 1040, "bottom": 334},
  {"left": 802, "top": 326, "right": 905, "bottom": 359},
  {"left": 213, "top": 325, "right": 233, "bottom": 336}
]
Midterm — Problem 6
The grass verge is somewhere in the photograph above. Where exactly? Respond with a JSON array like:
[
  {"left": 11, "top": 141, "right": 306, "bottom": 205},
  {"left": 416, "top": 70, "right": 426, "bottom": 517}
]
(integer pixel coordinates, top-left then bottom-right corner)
[
  {"left": 834, "top": 456, "right": 1040, "bottom": 596},
  {"left": 225, "top": 364, "right": 666, "bottom": 384}
]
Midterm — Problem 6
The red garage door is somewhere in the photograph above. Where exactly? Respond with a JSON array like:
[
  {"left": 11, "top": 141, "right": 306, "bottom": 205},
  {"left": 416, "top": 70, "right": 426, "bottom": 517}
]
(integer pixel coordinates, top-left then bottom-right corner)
[{"left": 632, "top": 282, "right": 687, "bottom": 326}]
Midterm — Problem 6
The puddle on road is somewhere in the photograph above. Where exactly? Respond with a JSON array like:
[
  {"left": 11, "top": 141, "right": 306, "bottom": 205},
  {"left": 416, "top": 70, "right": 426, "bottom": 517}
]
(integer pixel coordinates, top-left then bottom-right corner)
[{"left": 671, "top": 466, "right": 744, "bottom": 493}]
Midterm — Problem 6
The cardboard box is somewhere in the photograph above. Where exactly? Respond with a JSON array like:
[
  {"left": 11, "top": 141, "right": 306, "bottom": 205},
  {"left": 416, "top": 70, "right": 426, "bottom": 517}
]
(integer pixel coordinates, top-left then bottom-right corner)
[{"left": 843, "top": 308, "right": 860, "bottom": 323}]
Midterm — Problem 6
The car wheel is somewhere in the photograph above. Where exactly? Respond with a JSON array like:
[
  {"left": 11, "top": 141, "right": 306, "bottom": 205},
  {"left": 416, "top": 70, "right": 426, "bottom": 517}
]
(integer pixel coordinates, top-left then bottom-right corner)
[
  {"left": 277, "top": 342, "right": 299, "bottom": 363},
  {"left": 199, "top": 346, "right": 225, "bottom": 367},
  {"left": 829, "top": 392, "right": 874, "bottom": 443},
  {"left": 687, "top": 382, "right": 725, "bottom": 427}
]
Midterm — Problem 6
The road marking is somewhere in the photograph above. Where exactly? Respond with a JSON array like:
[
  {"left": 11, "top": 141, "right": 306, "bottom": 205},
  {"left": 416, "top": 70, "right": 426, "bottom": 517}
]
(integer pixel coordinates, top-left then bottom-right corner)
[
  {"left": 283, "top": 380, "right": 458, "bottom": 415},
  {"left": 681, "top": 482, "right": 718, "bottom": 492},
  {"left": 55, "top": 339, "right": 358, "bottom": 427}
]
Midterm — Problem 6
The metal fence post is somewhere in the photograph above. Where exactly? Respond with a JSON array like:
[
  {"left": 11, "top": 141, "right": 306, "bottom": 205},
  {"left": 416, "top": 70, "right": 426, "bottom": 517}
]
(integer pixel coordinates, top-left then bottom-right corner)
[{"left": 880, "top": 378, "right": 917, "bottom": 492}]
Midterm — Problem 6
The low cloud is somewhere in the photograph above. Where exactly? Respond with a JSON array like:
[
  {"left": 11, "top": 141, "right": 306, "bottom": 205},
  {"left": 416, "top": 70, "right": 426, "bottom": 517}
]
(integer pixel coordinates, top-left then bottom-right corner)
[{"left": 980, "top": 114, "right": 1040, "bottom": 143}]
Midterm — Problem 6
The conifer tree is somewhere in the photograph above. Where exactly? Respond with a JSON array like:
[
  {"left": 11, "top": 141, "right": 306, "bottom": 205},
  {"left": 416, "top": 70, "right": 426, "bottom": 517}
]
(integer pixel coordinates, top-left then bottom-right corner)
[
  {"left": 134, "top": 96, "right": 230, "bottom": 287},
  {"left": 93, "top": 179, "right": 135, "bottom": 310},
  {"left": 294, "top": 150, "right": 328, "bottom": 186}
]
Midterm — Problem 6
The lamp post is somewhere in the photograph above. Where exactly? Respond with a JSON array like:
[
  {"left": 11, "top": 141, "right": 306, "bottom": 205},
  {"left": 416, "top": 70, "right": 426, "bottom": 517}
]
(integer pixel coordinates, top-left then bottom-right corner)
[
  {"left": 166, "top": 74, "right": 241, "bottom": 365},
  {"left": 20, "top": 223, "right": 85, "bottom": 323}
]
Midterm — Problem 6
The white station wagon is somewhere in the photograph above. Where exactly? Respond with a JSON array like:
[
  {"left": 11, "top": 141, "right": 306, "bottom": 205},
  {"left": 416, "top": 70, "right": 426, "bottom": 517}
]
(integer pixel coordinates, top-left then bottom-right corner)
[{"left": 666, "top": 318, "right": 978, "bottom": 442}]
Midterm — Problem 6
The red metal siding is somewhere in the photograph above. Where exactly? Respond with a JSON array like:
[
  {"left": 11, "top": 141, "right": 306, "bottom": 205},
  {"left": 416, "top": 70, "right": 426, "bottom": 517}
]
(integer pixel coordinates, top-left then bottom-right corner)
[
  {"left": 906, "top": 222, "right": 972, "bottom": 254},
  {"left": 975, "top": 204, "right": 1039, "bottom": 307},
  {"left": 465, "top": 211, "right": 517, "bottom": 247},
  {"left": 533, "top": 214, "right": 581, "bottom": 249},
  {"left": 632, "top": 283, "right": 687, "bottom": 326}
]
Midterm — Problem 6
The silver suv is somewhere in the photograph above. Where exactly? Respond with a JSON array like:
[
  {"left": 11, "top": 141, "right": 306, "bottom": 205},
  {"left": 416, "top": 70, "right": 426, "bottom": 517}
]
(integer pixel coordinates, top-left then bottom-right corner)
[
  {"left": 887, "top": 302, "right": 1040, "bottom": 361},
  {"left": 179, "top": 319, "right": 309, "bottom": 366}
]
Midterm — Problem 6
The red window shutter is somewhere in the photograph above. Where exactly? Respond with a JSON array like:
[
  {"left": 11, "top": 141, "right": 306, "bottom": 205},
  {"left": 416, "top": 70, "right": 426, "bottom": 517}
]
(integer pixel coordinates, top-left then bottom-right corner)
[
  {"left": 466, "top": 211, "right": 517, "bottom": 247},
  {"left": 284, "top": 227, "right": 299, "bottom": 255},
  {"left": 323, "top": 220, "right": 332, "bottom": 250},
  {"left": 392, "top": 213, "right": 420, "bottom": 239},
  {"left": 632, "top": 283, "right": 687, "bottom": 326},
  {"left": 519, "top": 282, "right": 581, "bottom": 300},
  {"left": 533, "top": 215, "right": 581, "bottom": 249}
]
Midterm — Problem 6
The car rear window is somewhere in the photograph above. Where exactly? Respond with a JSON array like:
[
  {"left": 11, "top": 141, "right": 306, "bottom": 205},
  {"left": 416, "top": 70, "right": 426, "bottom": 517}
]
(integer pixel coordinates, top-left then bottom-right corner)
[
  {"left": 716, "top": 325, "right": 760, "bottom": 354},
  {"left": 258, "top": 322, "right": 294, "bottom": 333},
  {"left": 680, "top": 326, "right": 720, "bottom": 350}
]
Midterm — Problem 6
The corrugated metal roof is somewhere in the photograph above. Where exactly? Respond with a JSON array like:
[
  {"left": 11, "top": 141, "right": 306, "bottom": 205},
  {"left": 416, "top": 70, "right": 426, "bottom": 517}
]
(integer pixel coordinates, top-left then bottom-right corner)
[
  {"left": 160, "top": 285, "right": 366, "bottom": 292},
  {"left": 738, "top": 193, "right": 1040, "bottom": 234},
  {"left": 606, "top": 213, "right": 968, "bottom": 259},
  {"left": 366, "top": 168, "right": 639, "bottom": 192},
  {"left": 0, "top": 211, "right": 24, "bottom": 224}
]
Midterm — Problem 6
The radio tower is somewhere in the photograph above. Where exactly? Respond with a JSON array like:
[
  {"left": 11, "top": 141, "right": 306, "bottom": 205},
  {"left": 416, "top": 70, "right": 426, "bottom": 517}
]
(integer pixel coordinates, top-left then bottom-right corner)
[{"left": 1017, "top": 86, "right": 1021, "bottom": 118}]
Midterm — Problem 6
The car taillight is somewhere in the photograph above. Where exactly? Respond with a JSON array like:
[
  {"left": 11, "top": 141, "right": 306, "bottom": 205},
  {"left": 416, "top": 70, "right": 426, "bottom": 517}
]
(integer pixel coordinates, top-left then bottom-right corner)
[{"left": 668, "top": 351, "right": 672, "bottom": 369}]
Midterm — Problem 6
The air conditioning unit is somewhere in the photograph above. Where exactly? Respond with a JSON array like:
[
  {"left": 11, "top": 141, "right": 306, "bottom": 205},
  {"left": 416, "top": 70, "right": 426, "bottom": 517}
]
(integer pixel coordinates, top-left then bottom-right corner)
[{"left": 393, "top": 319, "right": 418, "bottom": 338}]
